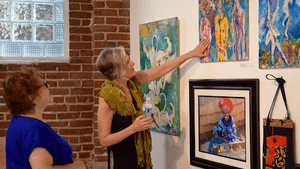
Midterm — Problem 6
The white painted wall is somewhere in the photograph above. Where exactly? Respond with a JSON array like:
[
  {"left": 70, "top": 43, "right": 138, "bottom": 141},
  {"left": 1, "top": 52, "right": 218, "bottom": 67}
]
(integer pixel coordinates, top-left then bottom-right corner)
[{"left": 130, "top": 0, "right": 300, "bottom": 168}]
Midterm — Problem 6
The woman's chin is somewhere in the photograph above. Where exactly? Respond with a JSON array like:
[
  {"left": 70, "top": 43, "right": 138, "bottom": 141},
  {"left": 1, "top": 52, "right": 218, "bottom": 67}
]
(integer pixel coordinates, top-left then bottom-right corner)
[
  {"left": 131, "top": 71, "right": 137, "bottom": 77},
  {"left": 125, "top": 74, "right": 135, "bottom": 79}
]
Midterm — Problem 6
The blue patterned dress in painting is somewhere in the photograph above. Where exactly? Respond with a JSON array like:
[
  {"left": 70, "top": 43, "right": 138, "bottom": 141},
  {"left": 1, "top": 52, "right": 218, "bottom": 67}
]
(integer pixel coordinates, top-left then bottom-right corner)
[{"left": 218, "top": 115, "right": 237, "bottom": 142}]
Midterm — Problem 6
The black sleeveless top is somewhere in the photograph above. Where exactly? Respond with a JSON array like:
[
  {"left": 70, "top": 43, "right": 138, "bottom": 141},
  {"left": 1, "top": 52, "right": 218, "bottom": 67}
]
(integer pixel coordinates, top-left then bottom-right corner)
[{"left": 108, "top": 95, "right": 146, "bottom": 169}]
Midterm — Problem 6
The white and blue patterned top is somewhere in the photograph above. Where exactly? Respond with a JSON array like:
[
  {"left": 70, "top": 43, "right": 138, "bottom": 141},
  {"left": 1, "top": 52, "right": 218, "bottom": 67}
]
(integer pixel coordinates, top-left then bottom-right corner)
[{"left": 218, "top": 115, "right": 237, "bottom": 142}]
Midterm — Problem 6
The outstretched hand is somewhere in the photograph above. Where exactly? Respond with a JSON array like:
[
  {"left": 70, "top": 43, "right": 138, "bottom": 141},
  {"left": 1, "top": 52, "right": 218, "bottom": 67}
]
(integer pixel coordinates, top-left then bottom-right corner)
[{"left": 190, "top": 38, "right": 211, "bottom": 58}]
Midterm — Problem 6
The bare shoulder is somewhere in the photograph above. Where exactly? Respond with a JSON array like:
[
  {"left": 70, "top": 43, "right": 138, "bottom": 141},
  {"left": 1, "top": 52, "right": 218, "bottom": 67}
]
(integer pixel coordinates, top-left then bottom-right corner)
[
  {"left": 98, "top": 97, "right": 115, "bottom": 116},
  {"left": 135, "top": 71, "right": 143, "bottom": 82},
  {"left": 135, "top": 70, "right": 148, "bottom": 85}
]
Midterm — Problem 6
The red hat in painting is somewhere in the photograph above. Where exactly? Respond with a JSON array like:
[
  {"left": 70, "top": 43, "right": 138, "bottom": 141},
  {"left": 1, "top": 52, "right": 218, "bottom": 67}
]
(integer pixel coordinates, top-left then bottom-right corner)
[{"left": 219, "top": 98, "right": 233, "bottom": 113}]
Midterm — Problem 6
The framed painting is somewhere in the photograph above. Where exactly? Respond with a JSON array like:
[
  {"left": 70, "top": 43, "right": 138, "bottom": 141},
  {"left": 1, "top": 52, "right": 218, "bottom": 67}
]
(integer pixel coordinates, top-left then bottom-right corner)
[
  {"left": 198, "top": 0, "right": 249, "bottom": 62},
  {"left": 189, "top": 79, "right": 259, "bottom": 169},
  {"left": 139, "top": 17, "right": 180, "bottom": 136},
  {"left": 259, "top": 0, "right": 300, "bottom": 68}
]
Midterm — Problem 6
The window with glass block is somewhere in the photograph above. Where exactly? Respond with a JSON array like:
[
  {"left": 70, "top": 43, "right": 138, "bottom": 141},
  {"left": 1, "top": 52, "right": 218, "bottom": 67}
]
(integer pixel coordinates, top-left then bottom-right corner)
[{"left": 0, "top": 0, "right": 65, "bottom": 58}]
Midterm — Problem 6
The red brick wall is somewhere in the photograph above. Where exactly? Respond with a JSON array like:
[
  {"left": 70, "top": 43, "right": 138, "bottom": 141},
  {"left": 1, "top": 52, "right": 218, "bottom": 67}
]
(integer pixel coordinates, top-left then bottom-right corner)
[
  {"left": 93, "top": 0, "right": 130, "bottom": 164},
  {"left": 0, "top": 0, "right": 130, "bottom": 166}
]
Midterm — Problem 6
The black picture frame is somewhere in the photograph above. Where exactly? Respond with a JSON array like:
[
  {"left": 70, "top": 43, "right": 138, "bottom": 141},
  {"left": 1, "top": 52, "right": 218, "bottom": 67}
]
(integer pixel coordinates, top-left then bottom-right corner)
[{"left": 189, "top": 79, "right": 260, "bottom": 169}]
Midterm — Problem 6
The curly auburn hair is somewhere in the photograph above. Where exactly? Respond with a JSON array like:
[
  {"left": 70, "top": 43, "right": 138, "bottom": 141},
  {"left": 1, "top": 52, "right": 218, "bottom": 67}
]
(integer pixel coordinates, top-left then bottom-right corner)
[{"left": 2, "top": 66, "right": 42, "bottom": 116}]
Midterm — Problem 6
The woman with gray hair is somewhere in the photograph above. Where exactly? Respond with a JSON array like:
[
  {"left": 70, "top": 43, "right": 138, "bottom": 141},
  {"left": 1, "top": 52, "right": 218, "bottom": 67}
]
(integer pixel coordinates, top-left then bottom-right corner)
[{"left": 96, "top": 39, "right": 210, "bottom": 169}]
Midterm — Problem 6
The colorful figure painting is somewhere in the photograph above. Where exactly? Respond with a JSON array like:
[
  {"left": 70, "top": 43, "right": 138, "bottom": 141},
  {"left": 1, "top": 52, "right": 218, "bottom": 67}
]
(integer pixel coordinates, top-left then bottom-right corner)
[
  {"left": 199, "top": 0, "right": 249, "bottom": 62},
  {"left": 259, "top": 0, "right": 300, "bottom": 68},
  {"left": 139, "top": 17, "right": 180, "bottom": 136}
]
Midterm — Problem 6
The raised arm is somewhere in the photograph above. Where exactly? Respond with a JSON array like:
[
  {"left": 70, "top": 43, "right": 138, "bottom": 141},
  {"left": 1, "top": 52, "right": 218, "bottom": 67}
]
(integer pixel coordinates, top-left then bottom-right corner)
[
  {"left": 97, "top": 97, "right": 152, "bottom": 147},
  {"left": 136, "top": 38, "right": 210, "bottom": 85}
]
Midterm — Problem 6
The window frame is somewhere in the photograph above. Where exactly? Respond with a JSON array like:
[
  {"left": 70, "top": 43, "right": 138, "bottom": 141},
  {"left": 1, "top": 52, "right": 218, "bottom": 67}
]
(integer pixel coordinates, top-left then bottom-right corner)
[{"left": 0, "top": 0, "right": 69, "bottom": 64}]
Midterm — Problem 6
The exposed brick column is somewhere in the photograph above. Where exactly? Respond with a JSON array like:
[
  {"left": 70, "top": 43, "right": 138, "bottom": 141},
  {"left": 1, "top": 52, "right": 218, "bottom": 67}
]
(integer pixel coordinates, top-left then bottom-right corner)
[
  {"left": 92, "top": 0, "right": 130, "bottom": 165},
  {"left": 67, "top": 0, "right": 94, "bottom": 162}
]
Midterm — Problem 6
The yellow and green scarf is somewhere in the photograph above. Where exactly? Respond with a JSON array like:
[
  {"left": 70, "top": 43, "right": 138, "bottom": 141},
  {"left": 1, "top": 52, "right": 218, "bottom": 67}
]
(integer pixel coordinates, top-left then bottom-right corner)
[{"left": 97, "top": 77, "right": 152, "bottom": 169}]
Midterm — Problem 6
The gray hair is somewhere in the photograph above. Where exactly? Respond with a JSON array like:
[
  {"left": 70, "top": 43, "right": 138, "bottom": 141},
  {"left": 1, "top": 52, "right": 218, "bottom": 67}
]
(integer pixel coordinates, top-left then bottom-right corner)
[{"left": 96, "top": 46, "right": 127, "bottom": 81}]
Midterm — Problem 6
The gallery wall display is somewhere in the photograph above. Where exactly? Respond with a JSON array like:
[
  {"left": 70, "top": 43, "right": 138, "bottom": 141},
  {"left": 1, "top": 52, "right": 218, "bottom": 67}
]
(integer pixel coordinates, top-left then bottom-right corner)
[
  {"left": 198, "top": 0, "right": 249, "bottom": 62},
  {"left": 189, "top": 79, "right": 259, "bottom": 169},
  {"left": 259, "top": 0, "right": 300, "bottom": 68},
  {"left": 139, "top": 17, "right": 180, "bottom": 136}
]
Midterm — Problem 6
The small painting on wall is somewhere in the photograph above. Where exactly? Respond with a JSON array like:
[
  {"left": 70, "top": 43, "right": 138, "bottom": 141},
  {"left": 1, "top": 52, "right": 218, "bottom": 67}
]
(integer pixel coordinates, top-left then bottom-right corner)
[
  {"left": 198, "top": 0, "right": 249, "bottom": 62},
  {"left": 139, "top": 17, "right": 180, "bottom": 136},
  {"left": 259, "top": 0, "right": 300, "bottom": 68}
]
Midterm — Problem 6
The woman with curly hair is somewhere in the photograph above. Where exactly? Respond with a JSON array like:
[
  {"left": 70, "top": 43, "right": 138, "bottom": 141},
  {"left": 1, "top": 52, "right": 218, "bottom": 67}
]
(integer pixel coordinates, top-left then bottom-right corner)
[{"left": 3, "top": 66, "right": 86, "bottom": 169}]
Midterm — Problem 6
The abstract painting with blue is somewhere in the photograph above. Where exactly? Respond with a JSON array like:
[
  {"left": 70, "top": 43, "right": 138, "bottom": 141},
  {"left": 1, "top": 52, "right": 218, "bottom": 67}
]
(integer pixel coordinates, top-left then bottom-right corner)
[
  {"left": 139, "top": 17, "right": 180, "bottom": 136},
  {"left": 259, "top": 0, "right": 300, "bottom": 68},
  {"left": 198, "top": 0, "right": 249, "bottom": 62}
]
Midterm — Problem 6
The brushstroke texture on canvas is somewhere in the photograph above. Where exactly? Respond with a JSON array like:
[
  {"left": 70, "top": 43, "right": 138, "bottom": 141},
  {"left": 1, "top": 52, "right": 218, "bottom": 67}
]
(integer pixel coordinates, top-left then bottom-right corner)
[
  {"left": 139, "top": 17, "right": 180, "bottom": 136},
  {"left": 199, "top": 0, "right": 249, "bottom": 62},
  {"left": 259, "top": 0, "right": 300, "bottom": 68}
]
